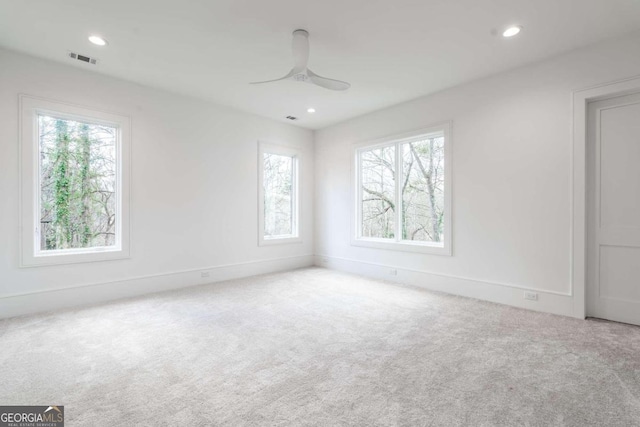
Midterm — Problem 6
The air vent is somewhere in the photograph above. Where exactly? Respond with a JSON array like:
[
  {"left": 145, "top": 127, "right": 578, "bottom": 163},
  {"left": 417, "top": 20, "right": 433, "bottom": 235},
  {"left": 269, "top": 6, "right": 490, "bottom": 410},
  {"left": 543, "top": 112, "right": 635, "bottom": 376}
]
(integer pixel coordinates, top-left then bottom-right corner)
[
  {"left": 68, "top": 51, "right": 98, "bottom": 65},
  {"left": 286, "top": 116, "right": 298, "bottom": 121}
]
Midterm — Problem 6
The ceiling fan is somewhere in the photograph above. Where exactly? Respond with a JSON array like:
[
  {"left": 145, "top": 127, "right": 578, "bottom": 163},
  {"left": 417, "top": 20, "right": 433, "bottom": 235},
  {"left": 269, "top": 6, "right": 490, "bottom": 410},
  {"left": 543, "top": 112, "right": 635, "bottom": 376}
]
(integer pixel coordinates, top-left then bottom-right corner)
[{"left": 251, "top": 29, "right": 350, "bottom": 91}]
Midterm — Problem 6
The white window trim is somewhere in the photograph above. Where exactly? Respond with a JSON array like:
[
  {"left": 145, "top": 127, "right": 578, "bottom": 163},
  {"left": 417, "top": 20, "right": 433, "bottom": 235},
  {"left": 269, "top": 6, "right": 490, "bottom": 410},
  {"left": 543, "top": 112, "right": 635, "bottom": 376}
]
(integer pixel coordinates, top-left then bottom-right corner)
[
  {"left": 257, "top": 141, "right": 302, "bottom": 246},
  {"left": 19, "top": 95, "right": 131, "bottom": 267},
  {"left": 351, "top": 123, "right": 453, "bottom": 256}
]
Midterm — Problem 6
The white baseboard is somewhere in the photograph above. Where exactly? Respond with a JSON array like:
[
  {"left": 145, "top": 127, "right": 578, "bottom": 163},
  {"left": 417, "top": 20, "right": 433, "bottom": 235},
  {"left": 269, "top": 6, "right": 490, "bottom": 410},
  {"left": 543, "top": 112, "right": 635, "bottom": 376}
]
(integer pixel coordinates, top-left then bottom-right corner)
[
  {"left": 315, "top": 255, "right": 577, "bottom": 318},
  {"left": 1, "top": 254, "right": 578, "bottom": 320},
  {"left": 0, "top": 255, "right": 315, "bottom": 319}
]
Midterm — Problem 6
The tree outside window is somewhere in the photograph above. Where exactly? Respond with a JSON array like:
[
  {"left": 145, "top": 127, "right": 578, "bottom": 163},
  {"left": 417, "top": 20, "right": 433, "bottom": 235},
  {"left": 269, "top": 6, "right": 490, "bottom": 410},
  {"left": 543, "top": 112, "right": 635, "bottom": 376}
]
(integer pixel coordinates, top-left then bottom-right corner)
[{"left": 38, "top": 115, "right": 117, "bottom": 251}]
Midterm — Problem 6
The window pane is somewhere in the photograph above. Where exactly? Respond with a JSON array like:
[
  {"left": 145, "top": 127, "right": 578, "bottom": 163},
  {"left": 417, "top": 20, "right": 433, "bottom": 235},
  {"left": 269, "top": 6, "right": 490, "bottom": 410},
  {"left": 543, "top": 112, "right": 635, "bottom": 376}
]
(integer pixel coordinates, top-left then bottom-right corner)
[
  {"left": 263, "top": 153, "right": 294, "bottom": 237},
  {"left": 38, "top": 115, "right": 117, "bottom": 251},
  {"left": 360, "top": 145, "right": 396, "bottom": 239},
  {"left": 401, "top": 136, "right": 445, "bottom": 243}
]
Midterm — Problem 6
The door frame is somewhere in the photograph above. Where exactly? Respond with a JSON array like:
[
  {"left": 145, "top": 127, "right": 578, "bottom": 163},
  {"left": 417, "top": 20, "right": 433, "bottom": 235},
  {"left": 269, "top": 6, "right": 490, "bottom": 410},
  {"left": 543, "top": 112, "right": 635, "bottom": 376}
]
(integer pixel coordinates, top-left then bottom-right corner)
[{"left": 572, "top": 75, "right": 640, "bottom": 319}]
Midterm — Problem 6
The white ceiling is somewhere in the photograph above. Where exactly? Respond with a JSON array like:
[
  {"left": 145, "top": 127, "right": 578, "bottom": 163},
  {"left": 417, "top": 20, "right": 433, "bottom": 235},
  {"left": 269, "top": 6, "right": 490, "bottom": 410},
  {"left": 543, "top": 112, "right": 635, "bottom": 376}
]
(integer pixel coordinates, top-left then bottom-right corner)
[{"left": 2, "top": 0, "right": 640, "bottom": 130}]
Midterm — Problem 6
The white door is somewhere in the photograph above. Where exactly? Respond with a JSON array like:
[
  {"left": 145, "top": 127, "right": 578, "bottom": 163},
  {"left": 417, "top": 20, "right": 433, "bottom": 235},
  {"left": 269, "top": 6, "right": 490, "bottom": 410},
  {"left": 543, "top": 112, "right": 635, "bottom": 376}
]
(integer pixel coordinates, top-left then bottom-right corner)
[{"left": 587, "top": 92, "right": 640, "bottom": 325}]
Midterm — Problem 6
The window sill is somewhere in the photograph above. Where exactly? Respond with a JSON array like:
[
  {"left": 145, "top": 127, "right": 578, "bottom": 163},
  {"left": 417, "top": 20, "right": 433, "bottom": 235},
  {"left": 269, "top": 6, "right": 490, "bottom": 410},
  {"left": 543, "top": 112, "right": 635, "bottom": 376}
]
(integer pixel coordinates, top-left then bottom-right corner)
[
  {"left": 259, "top": 236, "right": 302, "bottom": 246},
  {"left": 20, "top": 247, "right": 130, "bottom": 268},
  {"left": 351, "top": 237, "right": 451, "bottom": 256}
]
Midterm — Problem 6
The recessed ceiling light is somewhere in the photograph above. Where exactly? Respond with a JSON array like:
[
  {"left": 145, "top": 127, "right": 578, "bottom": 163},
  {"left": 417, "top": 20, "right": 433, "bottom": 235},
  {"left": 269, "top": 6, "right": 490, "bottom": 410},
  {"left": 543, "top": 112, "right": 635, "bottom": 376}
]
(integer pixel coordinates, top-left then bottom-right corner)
[
  {"left": 307, "top": 108, "right": 316, "bottom": 113},
  {"left": 88, "top": 35, "right": 108, "bottom": 46},
  {"left": 502, "top": 26, "right": 522, "bottom": 38}
]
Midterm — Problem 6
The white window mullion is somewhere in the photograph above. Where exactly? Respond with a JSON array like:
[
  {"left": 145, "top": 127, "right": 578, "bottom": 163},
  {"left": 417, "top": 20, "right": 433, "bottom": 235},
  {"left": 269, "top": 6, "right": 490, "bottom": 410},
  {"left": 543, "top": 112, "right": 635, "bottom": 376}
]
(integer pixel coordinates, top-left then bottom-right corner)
[
  {"left": 356, "top": 150, "right": 362, "bottom": 239},
  {"left": 395, "top": 142, "right": 403, "bottom": 243},
  {"left": 292, "top": 156, "right": 299, "bottom": 235}
]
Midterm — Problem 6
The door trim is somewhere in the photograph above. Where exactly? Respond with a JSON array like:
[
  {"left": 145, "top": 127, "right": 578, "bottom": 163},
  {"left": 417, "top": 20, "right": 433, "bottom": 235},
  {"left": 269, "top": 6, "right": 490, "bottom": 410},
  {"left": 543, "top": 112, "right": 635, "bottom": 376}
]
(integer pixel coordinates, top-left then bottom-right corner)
[{"left": 572, "top": 75, "right": 640, "bottom": 319}]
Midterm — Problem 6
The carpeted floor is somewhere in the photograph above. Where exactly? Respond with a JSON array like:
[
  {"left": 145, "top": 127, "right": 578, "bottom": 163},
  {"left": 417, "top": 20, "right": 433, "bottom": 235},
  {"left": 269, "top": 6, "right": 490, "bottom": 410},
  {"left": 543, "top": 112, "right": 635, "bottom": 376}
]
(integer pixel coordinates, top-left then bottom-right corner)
[{"left": 1, "top": 267, "right": 639, "bottom": 426}]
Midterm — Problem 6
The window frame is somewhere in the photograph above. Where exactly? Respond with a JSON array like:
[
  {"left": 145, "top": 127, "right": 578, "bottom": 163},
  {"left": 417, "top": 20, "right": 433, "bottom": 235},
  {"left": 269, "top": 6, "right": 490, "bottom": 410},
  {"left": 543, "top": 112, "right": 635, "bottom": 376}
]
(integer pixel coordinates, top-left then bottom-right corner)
[
  {"left": 257, "top": 141, "right": 301, "bottom": 246},
  {"left": 351, "top": 123, "right": 453, "bottom": 256},
  {"left": 19, "top": 95, "right": 131, "bottom": 267}
]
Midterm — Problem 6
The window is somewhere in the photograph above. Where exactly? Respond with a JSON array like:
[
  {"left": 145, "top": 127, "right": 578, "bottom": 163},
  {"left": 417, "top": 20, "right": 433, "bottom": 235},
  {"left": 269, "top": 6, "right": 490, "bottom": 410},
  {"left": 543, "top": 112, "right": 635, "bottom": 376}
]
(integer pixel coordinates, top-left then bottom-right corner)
[
  {"left": 258, "top": 142, "right": 300, "bottom": 245},
  {"left": 20, "top": 96, "right": 130, "bottom": 266},
  {"left": 353, "top": 124, "right": 452, "bottom": 255}
]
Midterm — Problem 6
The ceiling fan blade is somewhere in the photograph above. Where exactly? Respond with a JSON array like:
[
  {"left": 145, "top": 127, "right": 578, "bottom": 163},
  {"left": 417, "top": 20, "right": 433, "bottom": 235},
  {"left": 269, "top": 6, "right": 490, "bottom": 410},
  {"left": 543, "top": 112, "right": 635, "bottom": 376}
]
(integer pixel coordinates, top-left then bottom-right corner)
[
  {"left": 291, "top": 29, "right": 309, "bottom": 72},
  {"left": 250, "top": 68, "right": 295, "bottom": 85},
  {"left": 307, "top": 69, "right": 351, "bottom": 91}
]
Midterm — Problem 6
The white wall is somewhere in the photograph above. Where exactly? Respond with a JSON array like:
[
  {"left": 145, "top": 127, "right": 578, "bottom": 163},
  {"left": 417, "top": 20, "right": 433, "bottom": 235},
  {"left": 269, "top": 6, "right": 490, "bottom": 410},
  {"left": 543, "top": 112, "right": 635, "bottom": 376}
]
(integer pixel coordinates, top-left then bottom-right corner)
[
  {"left": 0, "top": 48, "right": 314, "bottom": 318},
  {"left": 314, "top": 32, "right": 640, "bottom": 318}
]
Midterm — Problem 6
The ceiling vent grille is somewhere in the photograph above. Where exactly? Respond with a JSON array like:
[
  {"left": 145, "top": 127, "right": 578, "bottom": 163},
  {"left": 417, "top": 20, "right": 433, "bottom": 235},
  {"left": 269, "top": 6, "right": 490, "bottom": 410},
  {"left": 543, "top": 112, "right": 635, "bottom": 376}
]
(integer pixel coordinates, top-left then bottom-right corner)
[
  {"left": 68, "top": 51, "right": 98, "bottom": 65},
  {"left": 285, "top": 116, "right": 298, "bottom": 121}
]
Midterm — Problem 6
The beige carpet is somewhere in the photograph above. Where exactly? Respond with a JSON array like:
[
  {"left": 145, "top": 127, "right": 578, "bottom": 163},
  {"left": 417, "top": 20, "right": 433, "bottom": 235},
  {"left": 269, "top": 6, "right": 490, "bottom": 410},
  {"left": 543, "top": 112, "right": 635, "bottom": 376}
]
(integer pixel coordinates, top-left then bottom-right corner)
[{"left": 1, "top": 267, "right": 639, "bottom": 426}]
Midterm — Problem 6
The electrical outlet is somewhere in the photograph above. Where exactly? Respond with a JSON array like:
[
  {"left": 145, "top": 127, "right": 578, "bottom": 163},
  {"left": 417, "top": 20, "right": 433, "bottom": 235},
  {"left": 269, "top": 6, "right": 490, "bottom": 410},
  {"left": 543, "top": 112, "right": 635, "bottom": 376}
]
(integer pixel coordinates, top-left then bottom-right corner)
[
  {"left": 389, "top": 269, "right": 398, "bottom": 276},
  {"left": 524, "top": 291, "right": 538, "bottom": 301},
  {"left": 201, "top": 271, "right": 210, "bottom": 278}
]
